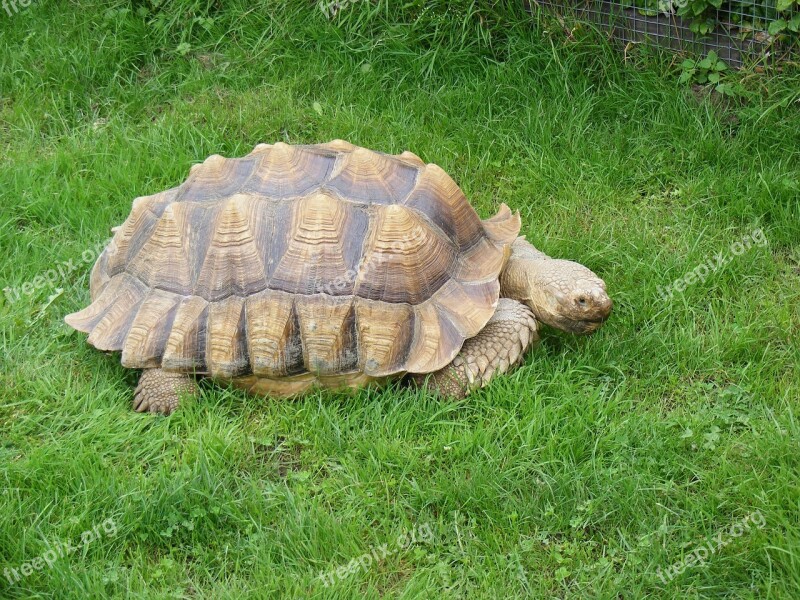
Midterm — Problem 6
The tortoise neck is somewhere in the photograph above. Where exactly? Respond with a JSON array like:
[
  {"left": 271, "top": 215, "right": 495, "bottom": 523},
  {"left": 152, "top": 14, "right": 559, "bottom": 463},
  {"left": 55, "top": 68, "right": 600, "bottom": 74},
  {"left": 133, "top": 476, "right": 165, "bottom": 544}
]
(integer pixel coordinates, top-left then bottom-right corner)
[{"left": 499, "top": 237, "right": 550, "bottom": 308}]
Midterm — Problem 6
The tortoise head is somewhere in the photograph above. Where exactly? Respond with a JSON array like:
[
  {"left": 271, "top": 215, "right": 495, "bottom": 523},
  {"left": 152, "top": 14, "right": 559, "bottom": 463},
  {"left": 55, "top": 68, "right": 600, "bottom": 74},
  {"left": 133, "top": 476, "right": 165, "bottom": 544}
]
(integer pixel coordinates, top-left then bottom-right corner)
[{"left": 500, "top": 238, "right": 612, "bottom": 334}]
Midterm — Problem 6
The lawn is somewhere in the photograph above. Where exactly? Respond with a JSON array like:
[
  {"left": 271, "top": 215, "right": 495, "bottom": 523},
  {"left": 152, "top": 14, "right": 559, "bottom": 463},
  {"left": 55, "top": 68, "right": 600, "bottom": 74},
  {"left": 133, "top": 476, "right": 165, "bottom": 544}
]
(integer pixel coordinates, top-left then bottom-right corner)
[{"left": 1, "top": 1, "right": 799, "bottom": 598}]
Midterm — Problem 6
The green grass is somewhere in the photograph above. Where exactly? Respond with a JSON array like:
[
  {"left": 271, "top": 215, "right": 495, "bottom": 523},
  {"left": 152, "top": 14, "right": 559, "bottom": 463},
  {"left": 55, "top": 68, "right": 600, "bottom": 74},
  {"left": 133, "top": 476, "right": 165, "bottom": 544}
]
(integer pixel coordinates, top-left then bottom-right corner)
[{"left": 1, "top": 1, "right": 799, "bottom": 597}]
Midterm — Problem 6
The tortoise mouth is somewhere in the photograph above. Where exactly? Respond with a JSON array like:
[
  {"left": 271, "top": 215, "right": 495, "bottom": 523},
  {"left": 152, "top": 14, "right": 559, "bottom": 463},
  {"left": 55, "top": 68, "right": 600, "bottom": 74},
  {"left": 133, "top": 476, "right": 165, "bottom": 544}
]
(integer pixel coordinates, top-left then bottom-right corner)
[
  {"left": 540, "top": 289, "right": 612, "bottom": 334},
  {"left": 568, "top": 314, "right": 610, "bottom": 335},
  {"left": 537, "top": 311, "right": 610, "bottom": 335},
  {"left": 556, "top": 297, "right": 612, "bottom": 334}
]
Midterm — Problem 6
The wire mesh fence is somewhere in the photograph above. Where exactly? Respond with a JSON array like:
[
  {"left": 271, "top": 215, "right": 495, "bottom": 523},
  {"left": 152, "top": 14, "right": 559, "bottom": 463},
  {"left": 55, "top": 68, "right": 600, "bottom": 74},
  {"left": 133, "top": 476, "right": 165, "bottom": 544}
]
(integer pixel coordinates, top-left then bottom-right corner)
[{"left": 532, "top": 0, "right": 799, "bottom": 67}]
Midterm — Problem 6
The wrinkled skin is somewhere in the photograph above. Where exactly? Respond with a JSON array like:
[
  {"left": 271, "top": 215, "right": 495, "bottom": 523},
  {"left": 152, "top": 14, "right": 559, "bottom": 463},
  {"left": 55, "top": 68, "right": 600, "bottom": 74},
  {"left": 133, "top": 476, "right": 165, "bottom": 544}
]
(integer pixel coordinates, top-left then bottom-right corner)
[{"left": 500, "top": 237, "right": 612, "bottom": 335}]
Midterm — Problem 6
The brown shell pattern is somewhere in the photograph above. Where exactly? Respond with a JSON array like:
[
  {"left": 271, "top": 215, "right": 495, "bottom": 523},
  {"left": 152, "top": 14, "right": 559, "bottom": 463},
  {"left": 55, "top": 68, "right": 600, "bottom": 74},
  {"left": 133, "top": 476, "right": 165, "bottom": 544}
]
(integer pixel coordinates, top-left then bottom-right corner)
[{"left": 66, "top": 141, "right": 521, "bottom": 393}]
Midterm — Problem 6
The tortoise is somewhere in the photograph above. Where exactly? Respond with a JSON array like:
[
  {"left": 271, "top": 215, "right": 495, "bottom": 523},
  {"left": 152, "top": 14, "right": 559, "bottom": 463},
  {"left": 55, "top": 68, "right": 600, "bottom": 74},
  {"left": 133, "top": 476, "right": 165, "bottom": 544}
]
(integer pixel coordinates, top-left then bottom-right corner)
[{"left": 65, "top": 140, "right": 612, "bottom": 415}]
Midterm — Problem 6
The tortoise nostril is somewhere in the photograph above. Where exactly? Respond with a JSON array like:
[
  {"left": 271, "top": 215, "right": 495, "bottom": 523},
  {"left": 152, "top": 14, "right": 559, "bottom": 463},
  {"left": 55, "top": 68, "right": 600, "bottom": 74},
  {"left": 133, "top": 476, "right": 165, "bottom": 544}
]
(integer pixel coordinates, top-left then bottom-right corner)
[{"left": 576, "top": 296, "right": 587, "bottom": 306}]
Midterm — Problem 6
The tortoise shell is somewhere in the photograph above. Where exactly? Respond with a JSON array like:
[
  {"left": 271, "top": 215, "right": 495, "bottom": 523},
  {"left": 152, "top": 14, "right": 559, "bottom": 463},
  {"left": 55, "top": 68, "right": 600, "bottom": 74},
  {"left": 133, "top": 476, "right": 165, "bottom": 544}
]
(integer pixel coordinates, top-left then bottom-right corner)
[{"left": 65, "top": 141, "right": 520, "bottom": 395}]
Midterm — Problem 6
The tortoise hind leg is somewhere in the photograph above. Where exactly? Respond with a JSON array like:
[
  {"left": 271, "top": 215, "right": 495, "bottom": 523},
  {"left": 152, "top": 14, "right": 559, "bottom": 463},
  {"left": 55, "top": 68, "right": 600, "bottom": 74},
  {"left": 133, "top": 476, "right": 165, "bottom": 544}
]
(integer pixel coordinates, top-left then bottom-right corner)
[
  {"left": 413, "top": 299, "right": 538, "bottom": 399},
  {"left": 133, "top": 369, "right": 198, "bottom": 415}
]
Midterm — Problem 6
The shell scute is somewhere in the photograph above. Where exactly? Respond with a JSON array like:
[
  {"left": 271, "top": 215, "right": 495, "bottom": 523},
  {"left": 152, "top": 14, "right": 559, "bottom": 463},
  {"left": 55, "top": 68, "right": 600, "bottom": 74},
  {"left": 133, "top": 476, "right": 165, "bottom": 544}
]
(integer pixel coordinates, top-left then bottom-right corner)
[
  {"left": 268, "top": 193, "right": 368, "bottom": 297},
  {"left": 84, "top": 274, "right": 149, "bottom": 351},
  {"left": 324, "top": 147, "right": 417, "bottom": 204},
  {"left": 354, "top": 204, "right": 456, "bottom": 304},
  {"left": 162, "top": 296, "right": 209, "bottom": 372},
  {"left": 354, "top": 298, "right": 415, "bottom": 377},
  {"left": 402, "top": 164, "right": 486, "bottom": 251},
  {"left": 207, "top": 295, "right": 249, "bottom": 379},
  {"left": 122, "top": 289, "right": 182, "bottom": 368},
  {"left": 194, "top": 195, "right": 269, "bottom": 300},
  {"left": 403, "top": 301, "right": 462, "bottom": 374},
  {"left": 295, "top": 295, "right": 358, "bottom": 374},
  {"left": 243, "top": 142, "right": 336, "bottom": 198},
  {"left": 126, "top": 203, "right": 195, "bottom": 292},
  {"left": 245, "top": 289, "right": 304, "bottom": 378},
  {"left": 178, "top": 155, "right": 258, "bottom": 202}
]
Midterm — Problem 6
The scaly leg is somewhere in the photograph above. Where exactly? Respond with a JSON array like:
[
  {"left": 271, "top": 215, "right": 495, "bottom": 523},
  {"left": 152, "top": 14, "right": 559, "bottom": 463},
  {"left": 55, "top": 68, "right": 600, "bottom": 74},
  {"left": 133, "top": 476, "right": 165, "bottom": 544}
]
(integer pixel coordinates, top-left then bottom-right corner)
[
  {"left": 133, "top": 369, "right": 198, "bottom": 415},
  {"left": 414, "top": 299, "right": 539, "bottom": 399}
]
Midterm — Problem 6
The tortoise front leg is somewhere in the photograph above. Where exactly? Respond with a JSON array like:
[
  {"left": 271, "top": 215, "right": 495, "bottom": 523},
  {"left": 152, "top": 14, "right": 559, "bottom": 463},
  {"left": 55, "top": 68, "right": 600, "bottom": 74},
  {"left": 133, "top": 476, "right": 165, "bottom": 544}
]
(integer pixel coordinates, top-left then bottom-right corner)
[
  {"left": 133, "top": 369, "right": 198, "bottom": 415},
  {"left": 414, "top": 299, "right": 539, "bottom": 399}
]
